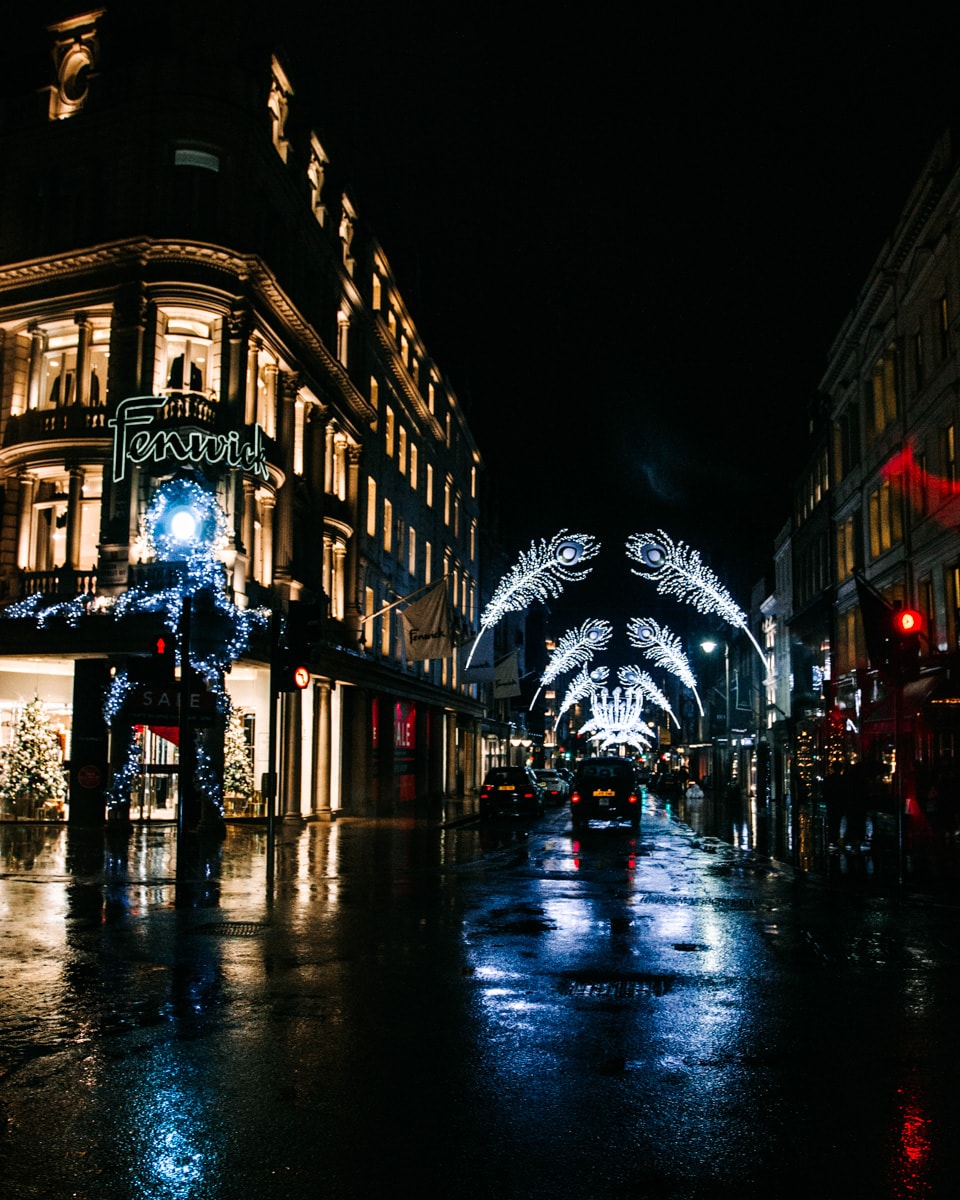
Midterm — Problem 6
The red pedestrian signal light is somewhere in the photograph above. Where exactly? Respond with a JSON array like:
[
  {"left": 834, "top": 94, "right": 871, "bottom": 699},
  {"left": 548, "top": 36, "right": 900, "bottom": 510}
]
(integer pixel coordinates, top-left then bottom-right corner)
[
  {"left": 894, "top": 608, "right": 922, "bottom": 635},
  {"left": 889, "top": 606, "right": 924, "bottom": 682},
  {"left": 292, "top": 665, "right": 310, "bottom": 689}
]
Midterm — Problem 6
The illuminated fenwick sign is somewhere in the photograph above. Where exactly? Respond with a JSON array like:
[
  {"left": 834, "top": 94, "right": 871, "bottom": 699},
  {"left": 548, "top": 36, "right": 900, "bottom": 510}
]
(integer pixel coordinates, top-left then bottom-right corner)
[{"left": 108, "top": 395, "right": 269, "bottom": 483}]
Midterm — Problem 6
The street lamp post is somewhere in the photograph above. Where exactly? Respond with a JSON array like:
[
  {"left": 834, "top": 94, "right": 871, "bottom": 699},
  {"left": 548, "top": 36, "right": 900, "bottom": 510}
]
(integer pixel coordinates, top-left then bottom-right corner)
[{"left": 701, "top": 639, "right": 730, "bottom": 795}]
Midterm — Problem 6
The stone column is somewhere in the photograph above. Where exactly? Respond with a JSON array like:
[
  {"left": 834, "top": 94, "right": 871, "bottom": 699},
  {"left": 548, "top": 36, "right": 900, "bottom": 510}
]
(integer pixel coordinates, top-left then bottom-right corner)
[
  {"left": 445, "top": 711, "right": 458, "bottom": 797},
  {"left": 311, "top": 678, "right": 332, "bottom": 817},
  {"left": 307, "top": 403, "right": 329, "bottom": 503},
  {"left": 245, "top": 337, "right": 260, "bottom": 425},
  {"left": 262, "top": 362, "right": 278, "bottom": 438},
  {"left": 74, "top": 312, "right": 92, "bottom": 407},
  {"left": 65, "top": 466, "right": 84, "bottom": 570},
  {"left": 226, "top": 305, "right": 248, "bottom": 408},
  {"left": 280, "top": 689, "right": 304, "bottom": 822},
  {"left": 324, "top": 422, "right": 336, "bottom": 494},
  {"left": 344, "top": 444, "right": 362, "bottom": 645},
  {"left": 273, "top": 371, "right": 298, "bottom": 587},
  {"left": 16, "top": 473, "right": 37, "bottom": 569},
  {"left": 322, "top": 534, "right": 333, "bottom": 610},
  {"left": 428, "top": 708, "right": 445, "bottom": 802},
  {"left": 26, "top": 323, "right": 43, "bottom": 411},
  {"left": 332, "top": 541, "right": 346, "bottom": 621},
  {"left": 259, "top": 493, "right": 274, "bottom": 586},
  {"left": 241, "top": 478, "right": 257, "bottom": 569}
]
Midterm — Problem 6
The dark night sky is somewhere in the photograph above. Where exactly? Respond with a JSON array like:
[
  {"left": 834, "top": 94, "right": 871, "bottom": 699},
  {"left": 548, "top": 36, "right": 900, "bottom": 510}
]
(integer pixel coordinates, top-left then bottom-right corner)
[
  {"left": 279, "top": 5, "right": 959, "bottom": 594},
  {"left": 11, "top": 5, "right": 960, "bottom": 616}
]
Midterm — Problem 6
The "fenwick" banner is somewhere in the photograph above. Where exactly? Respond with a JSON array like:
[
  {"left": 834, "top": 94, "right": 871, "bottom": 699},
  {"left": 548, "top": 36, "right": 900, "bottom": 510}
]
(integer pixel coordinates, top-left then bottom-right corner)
[{"left": 108, "top": 395, "right": 269, "bottom": 483}]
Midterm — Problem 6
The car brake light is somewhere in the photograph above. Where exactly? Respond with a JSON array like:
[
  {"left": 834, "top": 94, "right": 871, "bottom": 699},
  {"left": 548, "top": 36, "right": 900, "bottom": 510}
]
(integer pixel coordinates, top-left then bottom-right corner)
[
  {"left": 571, "top": 792, "right": 581, "bottom": 804},
  {"left": 628, "top": 793, "right": 638, "bottom": 804}
]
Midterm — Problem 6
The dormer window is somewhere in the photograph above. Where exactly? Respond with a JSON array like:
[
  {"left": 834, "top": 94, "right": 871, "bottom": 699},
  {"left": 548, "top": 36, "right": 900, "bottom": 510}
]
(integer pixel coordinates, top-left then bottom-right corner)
[
  {"left": 47, "top": 9, "right": 103, "bottom": 121},
  {"left": 339, "top": 194, "right": 356, "bottom": 274},
  {"left": 268, "top": 56, "right": 293, "bottom": 163},
  {"left": 307, "top": 133, "right": 329, "bottom": 225}
]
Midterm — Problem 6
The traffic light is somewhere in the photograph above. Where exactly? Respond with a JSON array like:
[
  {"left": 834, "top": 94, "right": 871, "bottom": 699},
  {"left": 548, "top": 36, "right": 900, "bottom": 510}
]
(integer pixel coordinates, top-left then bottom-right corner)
[
  {"left": 151, "top": 633, "right": 177, "bottom": 682},
  {"left": 129, "top": 631, "right": 177, "bottom": 685},
  {"left": 274, "top": 658, "right": 310, "bottom": 691},
  {"left": 273, "top": 642, "right": 311, "bottom": 692},
  {"left": 890, "top": 605, "right": 924, "bottom": 682},
  {"left": 272, "top": 605, "right": 316, "bottom": 692}
]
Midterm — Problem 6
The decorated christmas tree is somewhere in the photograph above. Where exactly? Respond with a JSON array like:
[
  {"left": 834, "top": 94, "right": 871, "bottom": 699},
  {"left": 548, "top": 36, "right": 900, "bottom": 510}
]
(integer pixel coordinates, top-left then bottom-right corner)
[
  {"left": 0, "top": 697, "right": 68, "bottom": 817},
  {"left": 223, "top": 707, "right": 254, "bottom": 800}
]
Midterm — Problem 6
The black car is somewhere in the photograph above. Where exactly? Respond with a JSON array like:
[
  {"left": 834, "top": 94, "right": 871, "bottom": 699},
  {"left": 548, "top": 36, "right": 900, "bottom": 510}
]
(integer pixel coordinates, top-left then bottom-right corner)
[
  {"left": 570, "top": 756, "right": 641, "bottom": 830},
  {"left": 479, "top": 767, "right": 545, "bottom": 819}
]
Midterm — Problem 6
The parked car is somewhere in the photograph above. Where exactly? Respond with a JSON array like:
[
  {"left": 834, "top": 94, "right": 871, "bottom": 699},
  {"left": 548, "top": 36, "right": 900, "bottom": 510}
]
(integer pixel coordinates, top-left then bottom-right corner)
[
  {"left": 534, "top": 768, "right": 570, "bottom": 805},
  {"left": 479, "top": 767, "right": 545, "bottom": 819},
  {"left": 649, "top": 771, "right": 683, "bottom": 798},
  {"left": 570, "top": 756, "right": 641, "bottom": 830}
]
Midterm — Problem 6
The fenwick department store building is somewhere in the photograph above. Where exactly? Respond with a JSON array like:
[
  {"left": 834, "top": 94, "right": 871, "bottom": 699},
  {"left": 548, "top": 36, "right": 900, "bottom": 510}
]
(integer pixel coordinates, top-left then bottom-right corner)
[{"left": 0, "top": 8, "right": 485, "bottom": 825}]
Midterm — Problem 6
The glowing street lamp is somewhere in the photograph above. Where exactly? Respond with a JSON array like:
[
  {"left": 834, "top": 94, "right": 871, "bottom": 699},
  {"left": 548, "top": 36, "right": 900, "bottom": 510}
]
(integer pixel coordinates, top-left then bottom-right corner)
[{"left": 700, "top": 638, "right": 730, "bottom": 792}]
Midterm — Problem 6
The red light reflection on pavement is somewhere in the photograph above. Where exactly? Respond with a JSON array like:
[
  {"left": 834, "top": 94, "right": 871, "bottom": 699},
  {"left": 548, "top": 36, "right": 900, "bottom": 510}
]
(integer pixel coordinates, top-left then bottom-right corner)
[{"left": 889, "top": 1086, "right": 933, "bottom": 1198}]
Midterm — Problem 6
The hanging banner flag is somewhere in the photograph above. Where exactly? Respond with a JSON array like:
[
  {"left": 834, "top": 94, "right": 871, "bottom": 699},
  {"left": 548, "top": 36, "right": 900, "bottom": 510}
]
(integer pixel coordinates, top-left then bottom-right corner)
[
  {"left": 494, "top": 651, "right": 521, "bottom": 699},
  {"left": 459, "top": 626, "right": 496, "bottom": 681},
  {"left": 401, "top": 580, "right": 455, "bottom": 660}
]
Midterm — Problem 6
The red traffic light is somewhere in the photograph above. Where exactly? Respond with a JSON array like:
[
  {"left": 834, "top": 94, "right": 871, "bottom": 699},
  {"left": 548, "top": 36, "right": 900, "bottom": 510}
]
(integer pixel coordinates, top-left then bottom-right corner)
[
  {"left": 292, "top": 665, "right": 310, "bottom": 689},
  {"left": 894, "top": 608, "right": 923, "bottom": 635}
]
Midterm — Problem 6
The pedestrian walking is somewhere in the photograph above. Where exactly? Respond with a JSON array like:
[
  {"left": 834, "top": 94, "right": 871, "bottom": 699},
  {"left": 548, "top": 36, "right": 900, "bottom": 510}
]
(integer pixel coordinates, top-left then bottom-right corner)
[{"left": 823, "top": 763, "right": 846, "bottom": 847}]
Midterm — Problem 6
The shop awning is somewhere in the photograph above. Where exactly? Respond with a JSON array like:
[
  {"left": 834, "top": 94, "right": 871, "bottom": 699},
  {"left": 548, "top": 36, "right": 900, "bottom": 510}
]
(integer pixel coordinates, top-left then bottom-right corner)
[{"left": 136, "top": 723, "right": 180, "bottom": 746}]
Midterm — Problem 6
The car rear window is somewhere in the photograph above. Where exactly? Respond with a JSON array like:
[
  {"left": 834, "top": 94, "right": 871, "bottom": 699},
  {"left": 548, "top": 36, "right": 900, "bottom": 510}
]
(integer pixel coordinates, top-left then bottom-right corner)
[
  {"left": 486, "top": 770, "right": 522, "bottom": 785},
  {"left": 577, "top": 762, "right": 635, "bottom": 782}
]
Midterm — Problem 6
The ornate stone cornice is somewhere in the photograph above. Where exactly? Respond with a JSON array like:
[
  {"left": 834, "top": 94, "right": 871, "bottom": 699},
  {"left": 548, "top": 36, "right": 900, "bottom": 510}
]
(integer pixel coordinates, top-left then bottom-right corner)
[
  {"left": 0, "top": 238, "right": 376, "bottom": 427},
  {"left": 371, "top": 312, "right": 444, "bottom": 440}
]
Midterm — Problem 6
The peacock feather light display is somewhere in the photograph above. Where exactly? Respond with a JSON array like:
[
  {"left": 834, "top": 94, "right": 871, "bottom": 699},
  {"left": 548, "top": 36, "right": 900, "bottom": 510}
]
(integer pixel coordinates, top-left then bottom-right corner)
[
  {"left": 466, "top": 530, "right": 600, "bottom": 667},
  {"left": 555, "top": 665, "right": 608, "bottom": 730},
  {"left": 530, "top": 618, "right": 612, "bottom": 709},
  {"left": 627, "top": 616, "right": 703, "bottom": 716},
  {"left": 626, "top": 528, "right": 767, "bottom": 668},
  {"left": 618, "top": 665, "right": 679, "bottom": 728}
]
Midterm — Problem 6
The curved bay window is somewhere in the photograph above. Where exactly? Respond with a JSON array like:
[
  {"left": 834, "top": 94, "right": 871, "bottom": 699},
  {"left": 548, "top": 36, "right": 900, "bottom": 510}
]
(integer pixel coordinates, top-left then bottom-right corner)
[
  {"left": 153, "top": 309, "right": 218, "bottom": 401},
  {"left": 18, "top": 467, "right": 102, "bottom": 590},
  {"left": 16, "top": 314, "right": 111, "bottom": 415}
]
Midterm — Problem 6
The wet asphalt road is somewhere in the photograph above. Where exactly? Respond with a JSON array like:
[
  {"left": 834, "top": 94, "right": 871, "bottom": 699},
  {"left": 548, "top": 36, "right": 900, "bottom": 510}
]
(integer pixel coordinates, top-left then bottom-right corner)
[{"left": 1, "top": 792, "right": 960, "bottom": 1200}]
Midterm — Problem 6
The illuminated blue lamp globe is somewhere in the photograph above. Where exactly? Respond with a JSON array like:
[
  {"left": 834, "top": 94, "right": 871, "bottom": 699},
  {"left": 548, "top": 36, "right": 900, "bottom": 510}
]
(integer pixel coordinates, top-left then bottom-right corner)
[{"left": 144, "top": 477, "right": 227, "bottom": 563}]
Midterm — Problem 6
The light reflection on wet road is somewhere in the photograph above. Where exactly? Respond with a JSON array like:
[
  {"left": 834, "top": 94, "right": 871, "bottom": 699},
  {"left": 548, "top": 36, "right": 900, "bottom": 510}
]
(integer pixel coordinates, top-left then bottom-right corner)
[{"left": 1, "top": 792, "right": 959, "bottom": 1199}]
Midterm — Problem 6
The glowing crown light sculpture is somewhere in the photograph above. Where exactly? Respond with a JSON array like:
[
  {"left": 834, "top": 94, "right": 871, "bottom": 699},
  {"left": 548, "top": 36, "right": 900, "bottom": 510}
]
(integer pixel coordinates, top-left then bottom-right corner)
[
  {"left": 618, "top": 665, "right": 679, "bottom": 729},
  {"left": 555, "top": 665, "right": 608, "bottom": 730},
  {"left": 627, "top": 616, "right": 703, "bottom": 717},
  {"left": 579, "top": 686, "right": 654, "bottom": 752},
  {"left": 530, "top": 617, "right": 612, "bottom": 710},
  {"left": 466, "top": 530, "right": 600, "bottom": 667},
  {"left": 626, "top": 529, "right": 767, "bottom": 668}
]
